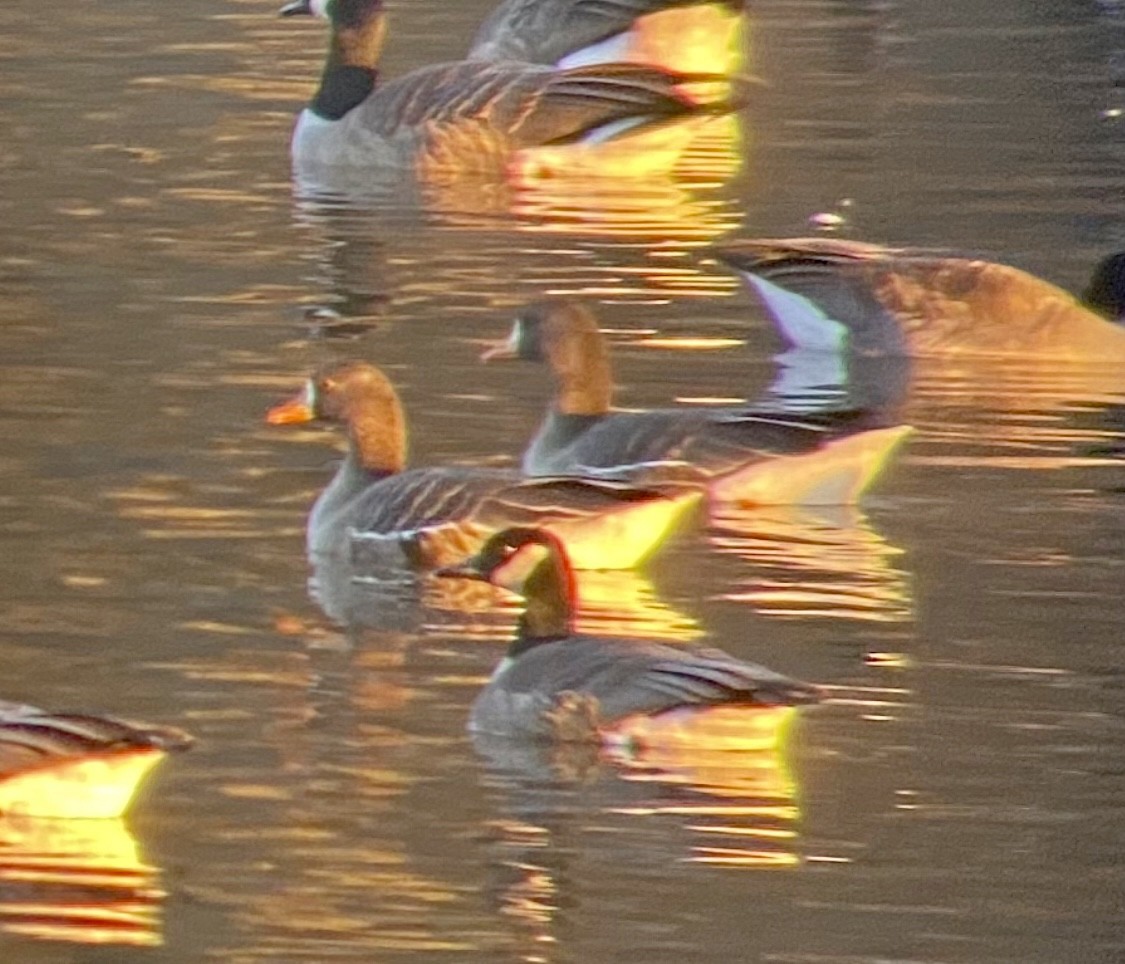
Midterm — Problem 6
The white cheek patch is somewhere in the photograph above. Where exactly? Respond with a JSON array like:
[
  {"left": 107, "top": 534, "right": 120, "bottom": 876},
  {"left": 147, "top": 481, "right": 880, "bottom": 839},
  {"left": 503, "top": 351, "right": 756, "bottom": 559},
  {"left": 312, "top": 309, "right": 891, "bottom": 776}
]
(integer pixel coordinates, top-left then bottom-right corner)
[
  {"left": 302, "top": 378, "right": 319, "bottom": 411},
  {"left": 492, "top": 543, "right": 551, "bottom": 593},
  {"left": 311, "top": 0, "right": 331, "bottom": 18}
]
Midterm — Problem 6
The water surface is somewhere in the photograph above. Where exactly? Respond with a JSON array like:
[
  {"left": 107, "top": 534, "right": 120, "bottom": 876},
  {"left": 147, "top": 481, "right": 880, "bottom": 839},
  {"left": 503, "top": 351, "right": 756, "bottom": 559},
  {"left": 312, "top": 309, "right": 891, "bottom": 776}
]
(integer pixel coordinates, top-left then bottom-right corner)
[{"left": 0, "top": 0, "right": 1122, "bottom": 960}]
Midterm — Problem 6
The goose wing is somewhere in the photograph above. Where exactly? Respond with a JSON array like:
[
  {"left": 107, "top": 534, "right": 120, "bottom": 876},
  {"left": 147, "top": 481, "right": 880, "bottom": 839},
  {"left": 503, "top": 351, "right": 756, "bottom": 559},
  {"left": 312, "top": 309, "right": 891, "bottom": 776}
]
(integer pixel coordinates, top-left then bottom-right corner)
[
  {"left": 492, "top": 636, "right": 819, "bottom": 726},
  {"left": 343, "top": 469, "right": 679, "bottom": 536},
  {"left": 714, "top": 238, "right": 1100, "bottom": 355},
  {"left": 0, "top": 702, "right": 192, "bottom": 778},
  {"left": 358, "top": 60, "right": 747, "bottom": 149},
  {"left": 712, "top": 238, "right": 914, "bottom": 353},
  {"left": 542, "top": 408, "right": 882, "bottom": 482},
  {"left": 469, "top": 0, "right": 744, "bottom": 64}
]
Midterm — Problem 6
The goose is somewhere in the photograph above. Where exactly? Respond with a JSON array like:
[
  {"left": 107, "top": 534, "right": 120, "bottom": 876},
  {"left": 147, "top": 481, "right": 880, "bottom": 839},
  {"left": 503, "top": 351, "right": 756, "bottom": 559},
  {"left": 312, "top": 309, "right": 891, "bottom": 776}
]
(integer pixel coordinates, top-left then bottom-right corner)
[
  {"left": 438, "top": 527, "right": 820, "bottom": 742},
  {"left": 481, "top": 299, "right": 913, "bottom": 504},
  {"left": 467, "top": 0, "right": 746, "bottom": 73},
  {"left": 712, "top": 238, "right": 1125, "bottom": 360},
  {"left": 0, "top": 700, "right": 192, "bottom": 818},
  {"left": 266, "top": 361, "right": 701, "bottom": 571},
  {"left": 279, "top": 0, "right": 752, "bottom": 178}
]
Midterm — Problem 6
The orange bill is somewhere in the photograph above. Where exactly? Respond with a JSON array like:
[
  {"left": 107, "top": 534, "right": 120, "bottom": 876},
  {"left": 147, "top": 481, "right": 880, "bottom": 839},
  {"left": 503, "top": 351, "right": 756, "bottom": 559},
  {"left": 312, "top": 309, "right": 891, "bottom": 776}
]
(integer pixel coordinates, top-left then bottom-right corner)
[{"left": 267, "top": 392, "right": 315, "bottom": 425}]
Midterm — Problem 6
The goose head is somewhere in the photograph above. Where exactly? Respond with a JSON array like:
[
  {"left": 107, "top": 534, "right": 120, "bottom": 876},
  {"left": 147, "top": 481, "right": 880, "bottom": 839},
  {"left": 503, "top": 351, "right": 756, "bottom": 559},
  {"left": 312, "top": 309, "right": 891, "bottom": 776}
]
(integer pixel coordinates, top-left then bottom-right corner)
[
  {"left": 482, "top": 300, "right": 613, "bottom": 415},
  {"left": 438, "top": 527, "right": 576, "bottom": 640},
  {"left": 267, "top": 360, "right": 407, "bottom": 473},
  {"left": 1082, "top": 251, "right": 1125, "bottom": 323}
]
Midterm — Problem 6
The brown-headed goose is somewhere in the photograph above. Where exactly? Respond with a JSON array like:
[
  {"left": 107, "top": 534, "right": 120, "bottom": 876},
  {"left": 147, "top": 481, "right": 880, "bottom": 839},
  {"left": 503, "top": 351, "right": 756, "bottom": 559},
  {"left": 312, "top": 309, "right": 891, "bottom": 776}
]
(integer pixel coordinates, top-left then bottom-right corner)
[
  {"left": 280, "top": 0, "right": 752, "bottom": 178},
  {"left": 267, "top": 361, "right": 700, "bottom": 571},
  {"left": 438, "top": 527, "right": 820, "bottom": 741},
  {"left": 482, "top": 299, "right": 912, "bottom": 505},
  {"left": 467, "top": 0, "right": 745, "bottom": 73},
  {"left": 0, "top": 700, "right": 192, "bottom": 818},
  {"left": 713, "top": 238, "right": 1125, "bottom": 360}
]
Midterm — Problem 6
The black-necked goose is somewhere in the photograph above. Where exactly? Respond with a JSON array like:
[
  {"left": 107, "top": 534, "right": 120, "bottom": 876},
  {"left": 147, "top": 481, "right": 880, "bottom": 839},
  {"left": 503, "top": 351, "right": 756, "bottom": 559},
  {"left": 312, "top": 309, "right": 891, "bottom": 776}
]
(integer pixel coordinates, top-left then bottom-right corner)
[
  {"left": 0, "top": 700, "right": 192, "bottom": 818},
  {"left": 267, "top": 361, "right": 700, "bottom": 570},
  {"left": 280, "top": 0, "right": 751, "bottom": 178},
  {"left": 482, "top": 299, "right": 912, "bottom": 504},
  {"left": 467, "top": 0, "right": 745, "bottom": 73},
  {"left": 713, "top": 238, "right": 1125, "bottom": 360},
  {"left": 438, "top": 527, "right": 820, "bottom": 741}
]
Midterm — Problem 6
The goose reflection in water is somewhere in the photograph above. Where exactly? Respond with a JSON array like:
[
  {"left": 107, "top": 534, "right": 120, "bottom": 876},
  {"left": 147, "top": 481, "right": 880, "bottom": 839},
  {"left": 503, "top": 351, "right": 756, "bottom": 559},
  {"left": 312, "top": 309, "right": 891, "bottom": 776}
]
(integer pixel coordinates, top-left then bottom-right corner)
[
  {"left": 474, "top": 706, "right": 805, "bottom": 956},
  {"left": 708, "top": 503, "right": 913, "bottom": 624},
  {"left": 311, "top": 549, "right": 704, "bottom": 644},
  {"left": 0, "top": 817, "right": 165, "bottom": 947}
]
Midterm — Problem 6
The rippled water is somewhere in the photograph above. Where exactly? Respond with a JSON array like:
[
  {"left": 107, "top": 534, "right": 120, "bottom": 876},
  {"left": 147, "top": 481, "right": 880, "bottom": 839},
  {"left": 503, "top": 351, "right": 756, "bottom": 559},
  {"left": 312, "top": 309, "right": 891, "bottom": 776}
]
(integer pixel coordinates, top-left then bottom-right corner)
[{"left": 0, "top": 0, "right": 1123, "bottom": 959}]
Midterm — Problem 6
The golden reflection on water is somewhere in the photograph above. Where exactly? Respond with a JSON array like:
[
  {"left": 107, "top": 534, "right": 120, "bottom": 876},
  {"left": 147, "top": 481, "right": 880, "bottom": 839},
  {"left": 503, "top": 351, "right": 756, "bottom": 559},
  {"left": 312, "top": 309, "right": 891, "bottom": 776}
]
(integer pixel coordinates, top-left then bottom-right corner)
[
  {"left": 408, "top": 567, "right": 702, "bottom": 644},
  {"left": 0, "top": 816, "right": 164, "bottom": 947},
  {"left": 709, "top": 504, "right": 913, "bottom": 623},
  {"left": 903, "top": 359, "right": 1125, "bottom": 471},
  {"left": 480, "top": 705, "right": 806, "bottom": 956}
]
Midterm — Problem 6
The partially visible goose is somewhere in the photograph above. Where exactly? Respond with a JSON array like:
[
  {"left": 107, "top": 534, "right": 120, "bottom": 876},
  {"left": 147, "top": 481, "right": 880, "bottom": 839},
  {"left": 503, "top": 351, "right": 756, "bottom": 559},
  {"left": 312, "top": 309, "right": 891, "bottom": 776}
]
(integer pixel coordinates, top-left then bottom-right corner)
[
  {"left": 280, "top": 0, "right": 752, "bottom": 178},
  {"left": 482, "top": 299, "right": 912, "bottom": 505},
  {"left": 713, "top": 238, "right": 1125, "bottom": 360},
  {"left": 267, "top": 361, "right": 700, "bottom": 571},
  {"left": 438, "top": 527, "right": 820, "bottom": 742},
  {"left": 467, "top": 0, "right": 746, "bottom": 74},
  {"left": 0, "top": 700, "right": 192, "bottom": 818}
]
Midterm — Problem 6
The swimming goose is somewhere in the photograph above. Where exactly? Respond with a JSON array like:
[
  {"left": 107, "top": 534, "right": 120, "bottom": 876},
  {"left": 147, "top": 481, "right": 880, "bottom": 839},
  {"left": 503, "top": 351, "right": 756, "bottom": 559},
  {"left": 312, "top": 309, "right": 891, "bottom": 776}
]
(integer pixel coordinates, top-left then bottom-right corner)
[
  {"left": 0, "top": 700, "right": 192, "bottom": 818},
  {"left": 467, "top": 0, "right": 745, "bottom": 72},
  {"left": 713, "top": 238, "right": 1125, "bottom": 360},
  {"left": 438, "top": 527, "right": 820, "bottom": 741},
  {"left": 281, "top": 0, "right": 752, "bottom": 177},
  {"left": 482, "top": 299, "right": 912, "bottom": 504},
  {"left": 267, "top": 361, "right": 700, "bottom": 571}
]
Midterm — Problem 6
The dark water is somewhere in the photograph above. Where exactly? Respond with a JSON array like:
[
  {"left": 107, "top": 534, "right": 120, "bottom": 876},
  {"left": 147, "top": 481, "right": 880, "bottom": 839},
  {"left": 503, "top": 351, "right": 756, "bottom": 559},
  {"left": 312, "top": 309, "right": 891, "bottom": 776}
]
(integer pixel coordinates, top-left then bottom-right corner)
[{"left": 0, "top": 0, "right": 1123, "bottom": 959}]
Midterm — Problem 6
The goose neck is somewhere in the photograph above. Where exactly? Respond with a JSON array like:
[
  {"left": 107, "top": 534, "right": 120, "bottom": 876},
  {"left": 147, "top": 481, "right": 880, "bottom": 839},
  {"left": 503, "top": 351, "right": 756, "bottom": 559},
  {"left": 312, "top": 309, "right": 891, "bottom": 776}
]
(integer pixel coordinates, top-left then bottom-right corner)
[
  {"left": 310, "top": 12, "right": 386, "bottom": 120},
  {"left": 512, "top": 554, "right": 575, "bottom": 645},
  {"left": 548, "top": 329, "right": 613, "bottom": 416},
  {"left": 345, "top": 402, "right": 407, "bottom": 474}
]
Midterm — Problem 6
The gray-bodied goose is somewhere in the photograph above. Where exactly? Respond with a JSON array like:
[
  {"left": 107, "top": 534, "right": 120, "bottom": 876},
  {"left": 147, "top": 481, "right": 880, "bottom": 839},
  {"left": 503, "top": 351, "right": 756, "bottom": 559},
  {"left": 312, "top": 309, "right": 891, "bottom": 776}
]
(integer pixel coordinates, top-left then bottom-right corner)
[
  {"left": 0, "top": 700, "right": 193, "bottom": 818},
  {"left": 438, "top": 527, "right": 820, "bottom": 742},
  {"left": 280, "top": 0, "right": 752, "bottom": 177},
  {"left": 467, "top": 0, "right": 745, "bottom": 72},
  {"left": 713, "top": 238, "right": 1125, "bottom": 360},
  {"left": 267, "top": 361, "right": 700, "bottom": 570},
  {"left": 482, "top": 299, "right": 912, "bottom": 504}
]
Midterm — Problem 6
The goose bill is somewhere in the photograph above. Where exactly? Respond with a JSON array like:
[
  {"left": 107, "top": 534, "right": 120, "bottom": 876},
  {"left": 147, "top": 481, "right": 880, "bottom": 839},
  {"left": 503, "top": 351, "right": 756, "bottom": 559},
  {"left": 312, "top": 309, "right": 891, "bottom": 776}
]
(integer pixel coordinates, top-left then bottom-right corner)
[{"left": 266, "top": 381, "right": 316, "bottom": 425}]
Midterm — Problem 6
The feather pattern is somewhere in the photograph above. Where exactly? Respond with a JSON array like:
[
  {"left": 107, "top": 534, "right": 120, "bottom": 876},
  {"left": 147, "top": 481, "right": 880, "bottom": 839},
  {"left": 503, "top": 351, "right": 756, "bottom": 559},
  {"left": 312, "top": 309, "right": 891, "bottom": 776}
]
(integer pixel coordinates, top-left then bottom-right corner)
[
  {"left": 439, "top": 529, "right": 820, "bottom": 741},
  {"left": 469, "top": 0, "right": 745, "bottom": 67},
  {"left": 268, "top": 362, "right": 698, "bottom": 571},
  {"left": 0, "top": 701, "right": 192, "bottom": 780},
  {"left": 714, "top": 238, "right": 1125, "bottom": 359},
  {"left": 485, "top": 299, "right": 896, "bottom": 493}
]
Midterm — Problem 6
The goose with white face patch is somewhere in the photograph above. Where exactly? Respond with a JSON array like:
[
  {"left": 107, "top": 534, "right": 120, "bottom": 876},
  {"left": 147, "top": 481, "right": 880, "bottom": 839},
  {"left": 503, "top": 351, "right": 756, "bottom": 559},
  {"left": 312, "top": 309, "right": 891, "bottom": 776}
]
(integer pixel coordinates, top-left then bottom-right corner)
[
  {"left": 266, "top": 361, "right": 701, "bottom": 572},
  {"left": 467, "top": 0, "right": 746, "bottom": 75},
  {"left": 438, "top": 527, "right": 820, "bottom": 743},
  {"left": 481, "top": 299, "right": 913, "bottom": 506}
]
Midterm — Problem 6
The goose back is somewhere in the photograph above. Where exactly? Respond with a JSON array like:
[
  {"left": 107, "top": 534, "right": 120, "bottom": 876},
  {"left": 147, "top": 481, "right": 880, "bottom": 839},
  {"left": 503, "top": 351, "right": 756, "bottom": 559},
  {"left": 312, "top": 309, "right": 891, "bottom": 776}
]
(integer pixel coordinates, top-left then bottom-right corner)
[
  {"left": 716, "top": 238, "right": 1125, "bottom": 360},
  {"left": 470, "top": 634, "right": 819, "bottom": 738},
  {"left": 469, "top": 0, "right": 746, "bottom": 70}
]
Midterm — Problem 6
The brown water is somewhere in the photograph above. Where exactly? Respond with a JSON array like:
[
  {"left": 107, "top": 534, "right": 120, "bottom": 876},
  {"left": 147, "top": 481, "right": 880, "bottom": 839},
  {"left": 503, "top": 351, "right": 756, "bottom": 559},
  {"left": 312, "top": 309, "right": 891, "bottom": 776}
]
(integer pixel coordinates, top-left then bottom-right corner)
[{"left": 1, "top": 0, "right": 1123, "bottom": 959}]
